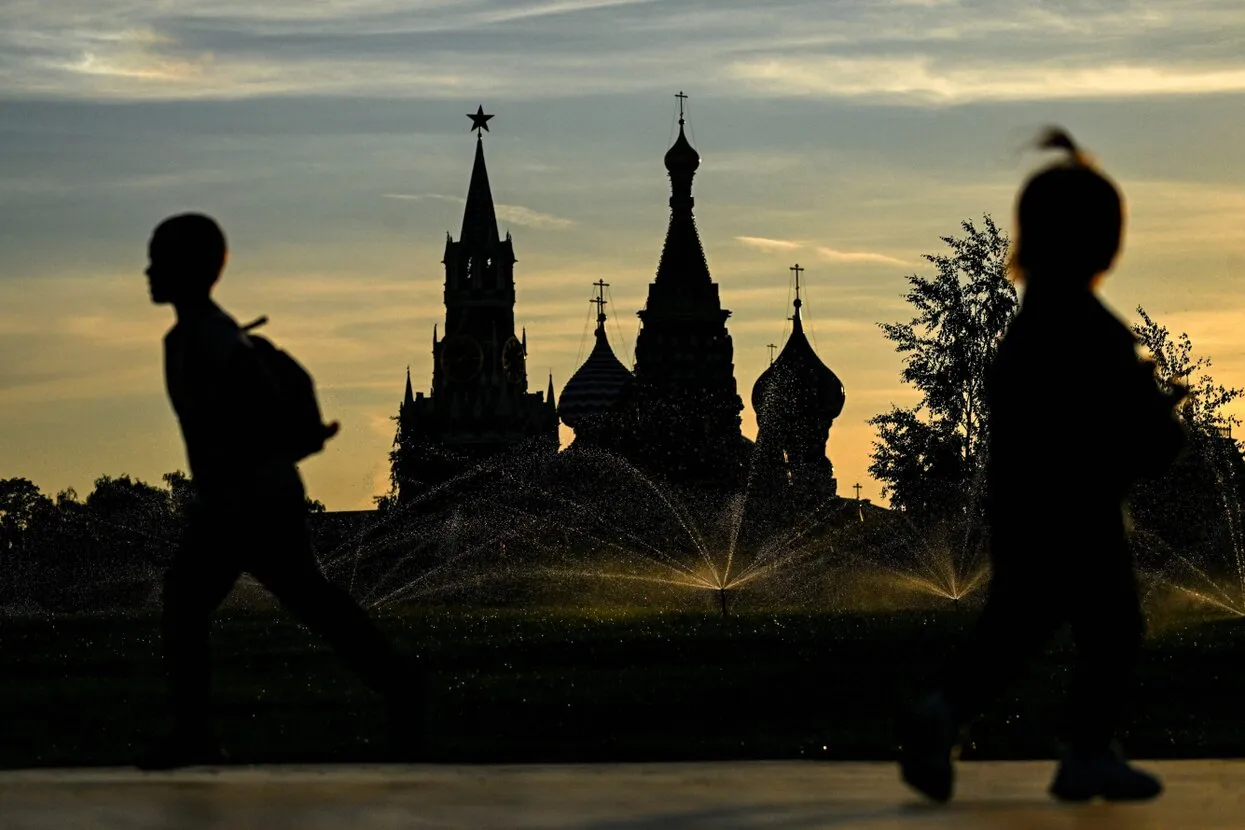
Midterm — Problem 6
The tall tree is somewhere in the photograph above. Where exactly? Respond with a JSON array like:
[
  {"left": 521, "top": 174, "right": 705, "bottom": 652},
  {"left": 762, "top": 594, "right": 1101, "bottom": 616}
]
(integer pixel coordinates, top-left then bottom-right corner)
[
  {"left": 1130, "top": 308, "right": 1245, "bottom": 568},
  {"left": 1133, "top": 307, "right": 1243, "bottom": 436},
  {"left": 0, "top": 478, "right": 52, "bottom": 550},
  {"left": 869, "top": 215, "right": 1016, "bottom": 515},
  {"left": 163, "top": 470, "right": 195, "bottom": 521},
  {"left": 0, "top": 478, "right": 55, "bottom": 604}
]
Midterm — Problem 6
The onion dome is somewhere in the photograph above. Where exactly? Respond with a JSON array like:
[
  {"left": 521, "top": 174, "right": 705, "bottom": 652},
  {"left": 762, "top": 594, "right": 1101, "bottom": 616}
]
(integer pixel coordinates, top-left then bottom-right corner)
[
  {"left": 664, "top": 120, "right": 701, "bottom": 176},
  {"left": 752, "top": 297, "right": 845, "bottom": 430},
  {"left": 559, "top": 298, "right": 634, "bottom": 430}
]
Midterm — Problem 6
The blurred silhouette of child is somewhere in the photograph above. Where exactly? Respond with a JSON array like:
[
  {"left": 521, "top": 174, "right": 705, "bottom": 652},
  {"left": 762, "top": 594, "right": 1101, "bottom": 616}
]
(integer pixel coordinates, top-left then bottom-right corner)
[
  {"left": 141, "top": 213, "right": 423, "bottom": 768},
  {"left": 899, "top": 128, "right": 1188, "bottom": 804}
]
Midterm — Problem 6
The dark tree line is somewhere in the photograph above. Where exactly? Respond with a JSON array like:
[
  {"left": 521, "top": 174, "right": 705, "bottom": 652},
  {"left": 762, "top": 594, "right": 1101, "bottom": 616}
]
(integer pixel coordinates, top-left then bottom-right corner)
[{"left": 0, "top": 474, "right": 326, "bottom": 611}]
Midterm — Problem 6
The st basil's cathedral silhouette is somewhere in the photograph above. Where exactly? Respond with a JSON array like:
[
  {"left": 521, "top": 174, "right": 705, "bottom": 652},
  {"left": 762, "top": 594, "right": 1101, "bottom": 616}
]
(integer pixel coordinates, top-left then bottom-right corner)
[{"left": 391, "top": 98, "right": 845, "bottom": 508}]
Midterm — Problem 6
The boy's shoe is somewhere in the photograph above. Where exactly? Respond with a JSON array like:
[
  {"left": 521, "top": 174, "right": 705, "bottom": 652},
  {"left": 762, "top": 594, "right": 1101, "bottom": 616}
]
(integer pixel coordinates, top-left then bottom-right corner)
[
  {"left": 137, "top": 731, "right": 229, "bottom": 771},
  {"left": 1049, "top": 749, "right": 1163, "bottom": 802},
  {"left": 898, "top": 693, "right": 958, "bottom": 803}
]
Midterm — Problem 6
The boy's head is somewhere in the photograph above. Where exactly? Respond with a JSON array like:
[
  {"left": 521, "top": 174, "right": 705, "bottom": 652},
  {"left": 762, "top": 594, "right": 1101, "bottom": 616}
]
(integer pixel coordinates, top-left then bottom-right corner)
[
  {"left": 146, "top": 213, "right": 228, "bottom": 305},
  {"left": 1012, "top": 128, "right": 1124, "bottom": 288}
]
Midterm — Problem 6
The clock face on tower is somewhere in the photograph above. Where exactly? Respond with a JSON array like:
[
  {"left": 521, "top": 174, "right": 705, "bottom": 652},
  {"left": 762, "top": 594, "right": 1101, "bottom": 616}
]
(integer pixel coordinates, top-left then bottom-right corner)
[
  {"left": 441, "top": 335, "right": 484, "bottom": 382},
  {"left": 501, "top": 336, "right": 526, "bottom": 384}
]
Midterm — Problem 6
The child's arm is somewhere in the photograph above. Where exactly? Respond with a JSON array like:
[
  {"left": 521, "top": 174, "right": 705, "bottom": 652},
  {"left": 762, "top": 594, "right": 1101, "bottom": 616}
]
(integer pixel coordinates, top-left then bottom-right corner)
[{"left": 1116, "top": 353, "right": 1189, "bottom": 479}]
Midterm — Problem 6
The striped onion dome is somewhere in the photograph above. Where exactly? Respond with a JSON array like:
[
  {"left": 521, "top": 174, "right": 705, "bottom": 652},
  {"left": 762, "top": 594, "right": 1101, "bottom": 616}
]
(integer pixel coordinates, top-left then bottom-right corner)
[{"left": 559, "top": 321, "right": 633, "bottom": 430}]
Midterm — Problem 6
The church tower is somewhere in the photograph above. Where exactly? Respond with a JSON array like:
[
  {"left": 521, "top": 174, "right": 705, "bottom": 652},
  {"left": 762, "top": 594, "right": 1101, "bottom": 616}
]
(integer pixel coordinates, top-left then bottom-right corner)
[
  {"left": 752, "top": 265, "right": 846, "bottom": 509},
  {"left": 392, "top": 107, "right": 558, "bottom": 500},
  {"left": 616, "top": 94, "right": 747, "bottom": 488}
]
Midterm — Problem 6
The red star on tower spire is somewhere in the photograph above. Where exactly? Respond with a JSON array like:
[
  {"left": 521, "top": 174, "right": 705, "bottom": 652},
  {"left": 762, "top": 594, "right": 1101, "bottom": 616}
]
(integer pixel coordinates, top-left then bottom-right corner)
[{"left": 467, "top": 105, "right": 494, "bottom": 136}]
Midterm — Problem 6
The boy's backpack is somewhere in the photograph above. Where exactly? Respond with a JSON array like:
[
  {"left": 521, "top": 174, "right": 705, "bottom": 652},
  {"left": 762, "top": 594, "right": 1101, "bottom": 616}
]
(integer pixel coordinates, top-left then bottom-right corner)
[{"left": 241, "top": 316, "right": 338, "bottom": 463}]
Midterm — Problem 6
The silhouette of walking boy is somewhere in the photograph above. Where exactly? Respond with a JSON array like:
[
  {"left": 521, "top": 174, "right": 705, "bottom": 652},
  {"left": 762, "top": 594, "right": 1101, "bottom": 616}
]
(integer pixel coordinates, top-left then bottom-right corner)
[
  {"left": 899, "top": 130, "right": 1187, "bottom": 803},
  {"left": 142, "top": 213, "right": 422, "bottom": 768}
]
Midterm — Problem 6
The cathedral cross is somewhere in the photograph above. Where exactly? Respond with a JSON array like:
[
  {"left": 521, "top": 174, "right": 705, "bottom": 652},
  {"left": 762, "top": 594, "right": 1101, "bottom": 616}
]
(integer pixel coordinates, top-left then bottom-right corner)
[
  {"left": 853, "top": 482, "right": 863, "bottom": 501},
  {"left": 790, "top": 263, "right": 804, "bottom": 303},
  {"left": 592, "top": 279, "right": 610, "bottom": 325},
  {"left": 675, "top": 90, "right": 688, "bottom": 123},
  {"left": 767, "top": 343, "right": 777, "bottom": 365}
]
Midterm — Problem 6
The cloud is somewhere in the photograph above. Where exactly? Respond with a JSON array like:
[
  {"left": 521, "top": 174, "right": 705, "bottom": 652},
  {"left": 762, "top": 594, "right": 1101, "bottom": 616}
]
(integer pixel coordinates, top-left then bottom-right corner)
[
  {"left": 495, "top": 203, "right": 575, "bottom": 230},
  {"left": 814, "top": 246, "right": 911, "bottom": 267},
  {"left": 728, "top": 57, "right": 1245, "bottom": 104},
  {"left": 735, "top": 235, "right": 802, "bottom": 251},
  {"left": 383, "top": 193, "right": 574, "bottom": 229},
  {"left": 382, "top": 193, "right": 460, "bottom": 203},
  {"left": 4, "top": 0, "right": 1245, "bottom": 103},
  {"left": 735, "top": 236, "right": 909, "bottom": 266}
]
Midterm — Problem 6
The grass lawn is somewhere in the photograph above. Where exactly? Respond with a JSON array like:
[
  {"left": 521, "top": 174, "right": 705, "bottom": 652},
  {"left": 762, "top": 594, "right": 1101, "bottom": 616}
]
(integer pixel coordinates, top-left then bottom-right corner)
[{"left": 2, "top": 605, "right": 1243, "bottom": 768}]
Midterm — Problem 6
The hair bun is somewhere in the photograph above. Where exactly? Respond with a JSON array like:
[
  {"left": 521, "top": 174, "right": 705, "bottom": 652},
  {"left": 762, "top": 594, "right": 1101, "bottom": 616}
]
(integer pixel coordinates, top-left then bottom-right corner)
[{"left": 1036, "top": 126, "right": 1088, "bottom": 165}]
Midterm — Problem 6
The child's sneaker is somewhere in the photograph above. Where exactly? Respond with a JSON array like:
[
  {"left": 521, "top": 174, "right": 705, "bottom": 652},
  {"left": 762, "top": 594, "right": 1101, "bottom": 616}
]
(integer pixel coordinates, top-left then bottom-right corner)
[
  {"left": 1049, "top": 748, "right": 1163, "bottom": 802},
  {"left": 899, "top": 693, "right": 958, "bottom": 803}
]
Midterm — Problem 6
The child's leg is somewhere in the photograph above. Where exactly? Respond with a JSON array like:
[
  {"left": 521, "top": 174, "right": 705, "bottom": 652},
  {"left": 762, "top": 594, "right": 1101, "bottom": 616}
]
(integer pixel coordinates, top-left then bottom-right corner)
[
  {"left": 942, "top": 561, "right": 1064, "bottom": 730},
  {"left": 1064, "top": 542, "right": 1144, "bottom": 754},
  {"left": 900, "top": 553, "right": 1064, "bottom": 802},
  {"left": 1048, "top": 539, "right": 1161, "bottom": 801}
]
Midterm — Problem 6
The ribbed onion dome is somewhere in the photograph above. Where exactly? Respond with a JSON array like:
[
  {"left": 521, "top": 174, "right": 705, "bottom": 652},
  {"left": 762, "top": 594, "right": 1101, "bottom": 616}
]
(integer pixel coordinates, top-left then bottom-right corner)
[
  {"left": 559, "top": 324, "right": 633, "bottom": 429},
  {"left": 752, "top": 304, "right": 845, "bottom": 428},
  {"left": 663, "top": 121, "right": 700, "bottom": 175}
]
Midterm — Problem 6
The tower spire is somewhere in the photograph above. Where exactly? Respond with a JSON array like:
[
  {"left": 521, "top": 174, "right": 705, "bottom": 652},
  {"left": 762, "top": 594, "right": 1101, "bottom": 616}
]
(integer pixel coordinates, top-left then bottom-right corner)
[
  {"left": 460, "top": 107, "right": 500, "bottom": 250},
  {"left": 655, "top": 91, "right": 709, "bottom": 287},
  {"left": 627, "top": 96, "right": 745, "bottom": 488},
  {"left": 404, "top": 366, "right": 414, "bottom": 407}
]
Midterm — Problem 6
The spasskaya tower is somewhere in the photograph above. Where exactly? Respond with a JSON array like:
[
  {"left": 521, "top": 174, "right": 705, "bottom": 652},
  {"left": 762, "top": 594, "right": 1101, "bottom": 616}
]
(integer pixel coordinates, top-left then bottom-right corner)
[{"left": 391, "top": 106, "right": 558, "bottom": 500}]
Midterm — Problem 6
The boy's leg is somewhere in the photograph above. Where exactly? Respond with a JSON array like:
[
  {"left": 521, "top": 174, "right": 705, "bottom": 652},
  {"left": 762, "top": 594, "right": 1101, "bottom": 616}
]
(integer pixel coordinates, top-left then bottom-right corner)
[
  {"left": 247, "top": 513, "right": 422, "bottom": 721},
  {"left": 142, "top": 511, "right": 240, "bottom": 768}
]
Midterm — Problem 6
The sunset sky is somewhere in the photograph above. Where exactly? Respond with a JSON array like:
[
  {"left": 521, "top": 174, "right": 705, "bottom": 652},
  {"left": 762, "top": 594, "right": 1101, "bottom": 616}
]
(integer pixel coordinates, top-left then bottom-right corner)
[{"left": 3, "top": 0, "right": 1244, "bottom": 510}]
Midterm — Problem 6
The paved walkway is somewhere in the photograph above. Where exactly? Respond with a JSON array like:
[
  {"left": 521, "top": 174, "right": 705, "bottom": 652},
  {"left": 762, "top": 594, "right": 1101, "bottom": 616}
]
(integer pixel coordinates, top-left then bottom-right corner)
[{"left": 2, "top": 760, "right": 1242, "bottom": 829}]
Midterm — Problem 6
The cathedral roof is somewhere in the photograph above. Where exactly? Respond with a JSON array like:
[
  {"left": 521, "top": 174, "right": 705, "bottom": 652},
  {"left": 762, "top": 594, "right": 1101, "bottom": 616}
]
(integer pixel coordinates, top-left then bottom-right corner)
[
  {"left": 559, "top": 317, "right": 633, "bottom": 429},
  {"left": 653, "top": 119, "right": 711, "bottom": 289},
  {"left": 459, "top": 136, "right": 500, "bottom": 250},
  {"left": 752, "top": 300, "right": 845, "bottom": 427}
]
